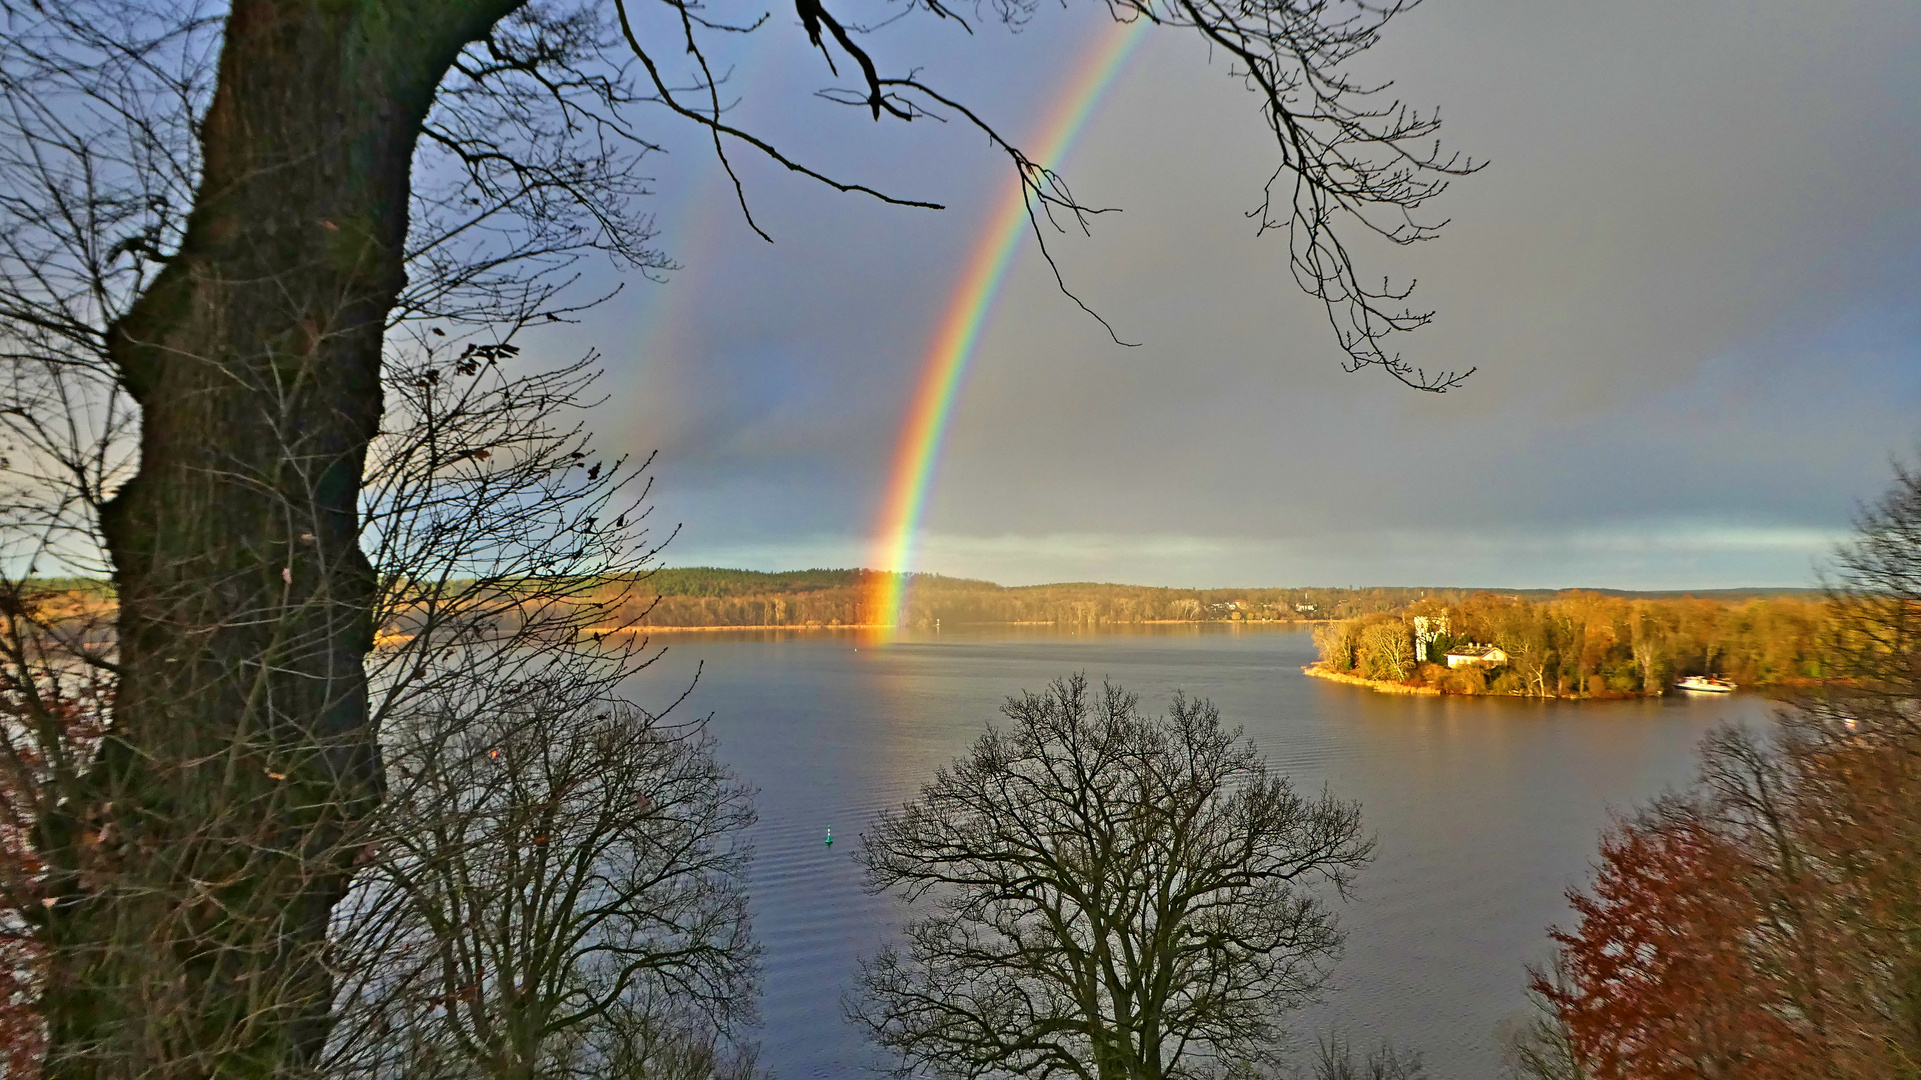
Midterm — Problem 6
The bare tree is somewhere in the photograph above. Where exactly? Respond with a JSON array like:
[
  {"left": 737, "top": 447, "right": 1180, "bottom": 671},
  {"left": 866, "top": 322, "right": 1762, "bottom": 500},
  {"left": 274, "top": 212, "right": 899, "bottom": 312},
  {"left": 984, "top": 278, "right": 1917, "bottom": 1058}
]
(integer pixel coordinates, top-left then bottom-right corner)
[
  {"left": 1524, "top": 458, "right": 1921, "bottom": 1080},
  {"left": 0, "top": 0, "right": 1473, "bottom": 1069},
  {"left": 1497, "top": 957, "right": 1586, "bottom": 1080},
  {"left": 0, "top": 329, "right": 752, "bottom": 1078},
  {"left": 358, "top": 341, "right": 660, "bottom": 737},
  {"left": 308, "top": 343, "right": 760, "bottom": 1080},
  {"left": 1808, "top": 455, "right": 1921, "bottom": 721},
  {"left": 852, "top": 674, "right": 1373, "bottom": 1080},
  {"left": 315, "top": 327, "right": 772, "bottom": 1080},
  {"left": 323, "top": 685, "right": 758, "bottom": 1080},
  {"left": 1307, "top": 1033, "right": 1425, "bottom": 1080},
  {"left": 1357, "top": 621, "right": 1413, "bottom": 681},
  {"left": 0, "top": 3, "right": 705, "bottom": 1056}
]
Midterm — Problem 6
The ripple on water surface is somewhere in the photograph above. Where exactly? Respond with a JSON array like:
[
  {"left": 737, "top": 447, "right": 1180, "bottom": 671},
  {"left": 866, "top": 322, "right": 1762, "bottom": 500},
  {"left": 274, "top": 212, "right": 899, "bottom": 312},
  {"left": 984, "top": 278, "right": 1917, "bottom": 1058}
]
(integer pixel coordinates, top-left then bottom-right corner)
[{"left": 629, "top": 626, "right": 1768, "bottom": 1080}]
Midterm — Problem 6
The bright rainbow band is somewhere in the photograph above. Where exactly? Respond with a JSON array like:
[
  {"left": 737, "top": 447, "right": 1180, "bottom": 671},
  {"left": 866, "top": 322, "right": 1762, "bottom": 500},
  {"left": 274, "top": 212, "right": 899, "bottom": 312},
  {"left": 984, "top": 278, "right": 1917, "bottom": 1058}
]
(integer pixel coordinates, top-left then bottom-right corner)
[{"left": 863, "top": 21, "right": 1148, "bottom": 633}]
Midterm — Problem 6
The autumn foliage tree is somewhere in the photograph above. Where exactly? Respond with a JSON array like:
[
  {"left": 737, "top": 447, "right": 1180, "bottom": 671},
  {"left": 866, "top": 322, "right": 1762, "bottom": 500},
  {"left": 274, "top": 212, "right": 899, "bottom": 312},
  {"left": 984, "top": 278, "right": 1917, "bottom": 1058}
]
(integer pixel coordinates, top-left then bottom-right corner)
[
  {"left": 1515, "top": 459, "right": 1921, "bottom": 1080},
  {"left": 1538, "top": 803, "right": 1813, "bottom": 1080},
  {"left": 1314, "top": 592, "right": 1825, "bottom": 698}
]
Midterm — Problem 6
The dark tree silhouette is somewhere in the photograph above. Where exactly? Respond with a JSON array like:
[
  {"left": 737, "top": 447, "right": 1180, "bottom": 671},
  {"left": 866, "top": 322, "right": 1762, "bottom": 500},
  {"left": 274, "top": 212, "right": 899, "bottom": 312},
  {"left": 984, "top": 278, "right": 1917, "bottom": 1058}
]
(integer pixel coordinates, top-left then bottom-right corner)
[
  {"left": 0, "top": 0, "right": 1471, "bottom": 1072},
  {"left": 852, "top": 675, "right": 1371, "bottom": 1079}
]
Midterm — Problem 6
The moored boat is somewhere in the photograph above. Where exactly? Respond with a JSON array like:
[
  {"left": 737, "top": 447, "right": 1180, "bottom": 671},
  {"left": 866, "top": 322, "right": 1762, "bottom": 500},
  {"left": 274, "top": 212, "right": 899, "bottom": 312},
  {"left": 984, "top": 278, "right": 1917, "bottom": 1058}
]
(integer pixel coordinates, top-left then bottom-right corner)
[{"left": 1676, "top": 675, "right": 1736, "bottom": 693}]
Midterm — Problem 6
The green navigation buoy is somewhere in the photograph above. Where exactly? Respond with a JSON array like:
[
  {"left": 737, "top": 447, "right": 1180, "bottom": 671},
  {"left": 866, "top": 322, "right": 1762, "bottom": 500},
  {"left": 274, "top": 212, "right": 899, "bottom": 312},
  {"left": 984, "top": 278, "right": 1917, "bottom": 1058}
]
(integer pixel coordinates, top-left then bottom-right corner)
[{"left": 825, "top": 828, "right": 833, "bottom": 846}]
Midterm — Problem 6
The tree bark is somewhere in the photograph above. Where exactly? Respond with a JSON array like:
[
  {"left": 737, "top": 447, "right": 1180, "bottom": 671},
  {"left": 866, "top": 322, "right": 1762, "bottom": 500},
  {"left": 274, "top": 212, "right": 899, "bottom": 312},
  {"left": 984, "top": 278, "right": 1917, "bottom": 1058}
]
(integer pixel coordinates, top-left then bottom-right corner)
[{"left": 35, "top": 3, "right": 521, "bottom": 1075}]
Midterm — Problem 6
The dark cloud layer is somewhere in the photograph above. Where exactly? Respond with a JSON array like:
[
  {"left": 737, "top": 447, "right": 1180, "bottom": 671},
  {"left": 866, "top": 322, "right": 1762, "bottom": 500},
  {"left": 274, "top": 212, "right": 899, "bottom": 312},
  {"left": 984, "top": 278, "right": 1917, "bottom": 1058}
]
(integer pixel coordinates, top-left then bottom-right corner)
[{"left": 572, "top": 0, "right": 1921, "bottom": 587}]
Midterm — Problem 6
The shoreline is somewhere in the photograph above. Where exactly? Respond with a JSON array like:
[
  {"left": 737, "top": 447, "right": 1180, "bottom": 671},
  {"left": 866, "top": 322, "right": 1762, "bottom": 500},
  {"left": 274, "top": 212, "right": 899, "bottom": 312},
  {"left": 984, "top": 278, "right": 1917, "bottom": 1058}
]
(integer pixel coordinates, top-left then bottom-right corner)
[
  {"left": 1301, "top": 665, "right": 1443, "bottom": 695},
  {"left": 1301, "top": 664, "right": 1775, "bottom": 701}
]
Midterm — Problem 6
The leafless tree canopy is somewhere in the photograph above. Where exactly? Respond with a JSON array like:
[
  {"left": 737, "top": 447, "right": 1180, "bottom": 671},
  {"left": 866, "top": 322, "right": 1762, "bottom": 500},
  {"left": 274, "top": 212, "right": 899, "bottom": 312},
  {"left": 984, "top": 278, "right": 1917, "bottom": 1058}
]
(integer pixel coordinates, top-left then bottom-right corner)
[
  {"left": 1309, "top": 1032, "right": 1426, "bottom": 1080},
  {"left": 0, "top": 315, "right": 761, "bottom": 1077},
  {"left": 1807, "top": 456, "right": 1921, "bottom": 722},
  {"left": 697, "top": 0, "right": 1480, "bottom": 384},
  {"left": 0, "top": 0, "right": 1470, "bottom": 1071},
  {"left": 853, "top": 674, "right": 1373, "bottom": 1080},
  {"left": 324, "top": 685, "right": 758, "bottom": 1080}
]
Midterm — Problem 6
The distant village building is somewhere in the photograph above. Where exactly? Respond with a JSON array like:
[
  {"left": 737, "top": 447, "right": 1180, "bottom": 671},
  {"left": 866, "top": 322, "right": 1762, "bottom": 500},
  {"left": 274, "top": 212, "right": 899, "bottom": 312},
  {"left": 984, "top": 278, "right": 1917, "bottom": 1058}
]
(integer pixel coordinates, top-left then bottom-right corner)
[
  {"left": 1445, "top": 644, "right": 1508, "bottom": 669},
  {"left": 1294, "top": 603, "right": 1318, "bottom": 614}
]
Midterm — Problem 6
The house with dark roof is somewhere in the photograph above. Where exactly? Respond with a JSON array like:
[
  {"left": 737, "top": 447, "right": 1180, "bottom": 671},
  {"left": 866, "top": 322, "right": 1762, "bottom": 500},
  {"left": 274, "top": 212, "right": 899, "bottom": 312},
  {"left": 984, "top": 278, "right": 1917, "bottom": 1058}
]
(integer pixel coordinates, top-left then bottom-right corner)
[{"left": 1444, "top": 644, "right": 1509, "bottom": 669}]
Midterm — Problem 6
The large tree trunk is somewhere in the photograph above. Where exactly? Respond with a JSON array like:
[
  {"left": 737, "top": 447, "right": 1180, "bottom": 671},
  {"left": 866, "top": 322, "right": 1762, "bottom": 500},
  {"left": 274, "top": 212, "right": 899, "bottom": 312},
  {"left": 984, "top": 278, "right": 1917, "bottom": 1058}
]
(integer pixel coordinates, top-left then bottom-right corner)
[{"left": 35, "top": 3, "right": 519, "bottom": 1076}]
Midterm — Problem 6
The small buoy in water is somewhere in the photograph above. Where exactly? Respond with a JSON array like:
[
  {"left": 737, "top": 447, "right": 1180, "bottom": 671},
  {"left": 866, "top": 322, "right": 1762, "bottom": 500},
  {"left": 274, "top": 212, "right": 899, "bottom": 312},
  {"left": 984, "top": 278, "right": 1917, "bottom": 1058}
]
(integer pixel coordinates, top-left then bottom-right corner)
[{"left": 825, "top": 828, "right": 833, "bottom": 846}]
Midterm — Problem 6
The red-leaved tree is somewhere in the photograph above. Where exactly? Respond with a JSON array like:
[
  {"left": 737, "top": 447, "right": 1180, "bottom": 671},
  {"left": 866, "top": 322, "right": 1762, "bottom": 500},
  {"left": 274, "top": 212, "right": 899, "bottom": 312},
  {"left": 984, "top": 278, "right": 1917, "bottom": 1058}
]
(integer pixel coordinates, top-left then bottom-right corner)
[
  {"left": 1517, "top": 460, "right": 1921, "bottom": 1080},
  {"left": 1540, "top": 807, "right": 1815, "bottom": 1080}
]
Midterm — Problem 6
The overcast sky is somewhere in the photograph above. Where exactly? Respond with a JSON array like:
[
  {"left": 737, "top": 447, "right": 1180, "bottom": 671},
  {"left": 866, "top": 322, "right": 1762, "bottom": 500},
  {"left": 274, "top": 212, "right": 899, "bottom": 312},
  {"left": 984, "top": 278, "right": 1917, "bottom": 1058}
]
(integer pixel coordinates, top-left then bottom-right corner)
[{"left": 543, "top": 0, "right": 1921, "bottom": 589}]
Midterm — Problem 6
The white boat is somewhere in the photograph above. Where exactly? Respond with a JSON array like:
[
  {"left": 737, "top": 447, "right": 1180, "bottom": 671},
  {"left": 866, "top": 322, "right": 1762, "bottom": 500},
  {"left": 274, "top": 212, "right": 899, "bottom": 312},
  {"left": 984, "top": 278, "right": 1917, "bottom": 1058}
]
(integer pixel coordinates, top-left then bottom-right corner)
[{"left": 1676, "top": 675, "right": 1736, "bottom": 693}]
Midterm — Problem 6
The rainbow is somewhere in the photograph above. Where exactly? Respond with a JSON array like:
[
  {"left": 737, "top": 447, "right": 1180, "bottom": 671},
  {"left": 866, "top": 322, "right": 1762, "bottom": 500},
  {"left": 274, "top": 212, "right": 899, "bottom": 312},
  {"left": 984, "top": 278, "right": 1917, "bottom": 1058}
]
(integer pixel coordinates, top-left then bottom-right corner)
[{"left": 864, "top": 20, "right": 1147, "bottom": 633}]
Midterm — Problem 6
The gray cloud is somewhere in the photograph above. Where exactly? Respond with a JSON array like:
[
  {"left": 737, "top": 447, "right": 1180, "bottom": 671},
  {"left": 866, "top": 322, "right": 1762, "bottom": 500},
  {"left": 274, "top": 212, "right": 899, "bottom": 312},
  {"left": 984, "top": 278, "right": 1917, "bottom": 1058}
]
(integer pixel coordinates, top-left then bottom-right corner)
[{"left": 581, "top": 0, "right": 1921, "bottom": 587}]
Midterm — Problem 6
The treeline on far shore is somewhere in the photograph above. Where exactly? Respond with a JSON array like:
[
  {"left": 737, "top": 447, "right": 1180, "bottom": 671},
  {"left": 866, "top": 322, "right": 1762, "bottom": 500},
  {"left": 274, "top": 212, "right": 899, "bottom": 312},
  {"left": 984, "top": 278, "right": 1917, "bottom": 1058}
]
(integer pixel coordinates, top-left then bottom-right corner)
[
  {"left": 621, "top": 569, "right": 1517, "bottom": 629},
  {"left": 612, "top": 568, "right": 1820, "bottom": 639},
  {"left": 1312, "top": 590, "right": 1828, "bottom": 698},
  {"left": 621, "top": 568, "right": 1378, "bottom": 628}
]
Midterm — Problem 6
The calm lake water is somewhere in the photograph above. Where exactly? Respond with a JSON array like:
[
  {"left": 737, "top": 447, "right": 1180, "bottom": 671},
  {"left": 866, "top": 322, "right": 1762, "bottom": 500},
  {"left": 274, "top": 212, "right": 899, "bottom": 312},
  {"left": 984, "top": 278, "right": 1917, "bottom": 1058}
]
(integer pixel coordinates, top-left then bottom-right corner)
[{"left": 626, "top": 625, "right": 1772, "bottom": 1080}]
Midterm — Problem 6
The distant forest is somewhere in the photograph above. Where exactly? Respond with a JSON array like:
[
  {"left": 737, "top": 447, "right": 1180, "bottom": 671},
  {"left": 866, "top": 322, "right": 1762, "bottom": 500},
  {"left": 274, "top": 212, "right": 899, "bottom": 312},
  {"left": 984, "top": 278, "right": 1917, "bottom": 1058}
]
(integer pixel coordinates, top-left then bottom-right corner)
[
  {"left": 616, "top": 569, "right": 1819, "bottom": 648},
  {"left": 625, "top": 569, "right": 1453, "bottom": 629},
  {"left": 1312, "top": 590, "right": 1827, "bottom": 698}
]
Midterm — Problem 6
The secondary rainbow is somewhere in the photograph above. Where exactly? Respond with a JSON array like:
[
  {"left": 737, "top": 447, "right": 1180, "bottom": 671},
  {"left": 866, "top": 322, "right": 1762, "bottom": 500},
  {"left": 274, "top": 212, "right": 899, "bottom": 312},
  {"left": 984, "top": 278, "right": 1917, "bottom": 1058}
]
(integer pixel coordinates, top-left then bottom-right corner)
[{"left": 865, "top": 21, "right": 1147, "bottom": 631}]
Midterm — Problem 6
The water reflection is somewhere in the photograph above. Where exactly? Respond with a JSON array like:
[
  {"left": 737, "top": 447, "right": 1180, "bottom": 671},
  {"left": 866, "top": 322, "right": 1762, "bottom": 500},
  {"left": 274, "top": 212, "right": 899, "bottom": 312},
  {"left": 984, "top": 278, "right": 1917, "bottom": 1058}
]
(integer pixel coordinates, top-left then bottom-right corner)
[{"left": 630, "top": 626, "right": 1769, "bottom": 1079}]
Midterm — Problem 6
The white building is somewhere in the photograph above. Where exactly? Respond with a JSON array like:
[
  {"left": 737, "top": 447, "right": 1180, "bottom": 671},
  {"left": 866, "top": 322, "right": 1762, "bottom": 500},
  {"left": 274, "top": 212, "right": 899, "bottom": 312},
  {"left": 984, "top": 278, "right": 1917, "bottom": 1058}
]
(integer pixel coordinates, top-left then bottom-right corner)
[{"left": 1445, "top": 644, "right": 1509, "bottom": 669}]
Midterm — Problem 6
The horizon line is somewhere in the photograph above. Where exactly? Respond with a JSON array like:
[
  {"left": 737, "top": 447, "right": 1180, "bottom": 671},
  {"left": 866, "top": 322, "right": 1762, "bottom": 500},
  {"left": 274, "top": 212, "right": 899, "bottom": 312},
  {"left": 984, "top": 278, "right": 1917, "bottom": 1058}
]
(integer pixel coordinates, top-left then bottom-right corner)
[{"left": 651, "top": 566, "right": 1823, "bottom": 595}]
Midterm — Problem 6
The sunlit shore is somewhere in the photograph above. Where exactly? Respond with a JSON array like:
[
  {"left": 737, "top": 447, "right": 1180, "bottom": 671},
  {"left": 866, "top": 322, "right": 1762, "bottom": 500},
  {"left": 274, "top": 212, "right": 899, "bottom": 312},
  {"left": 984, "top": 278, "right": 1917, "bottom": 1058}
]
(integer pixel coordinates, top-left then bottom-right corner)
[{"left": 1301, "top": 665, "right": 1442, "bottom": 695}]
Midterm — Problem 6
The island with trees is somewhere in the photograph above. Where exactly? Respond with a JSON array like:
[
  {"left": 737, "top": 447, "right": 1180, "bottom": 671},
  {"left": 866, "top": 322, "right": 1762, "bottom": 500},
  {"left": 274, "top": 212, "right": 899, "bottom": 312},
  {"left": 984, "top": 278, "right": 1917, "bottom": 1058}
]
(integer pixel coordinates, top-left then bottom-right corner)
[{"left": 1308, "top": 590, "right": 1826, "bottom": 698}]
